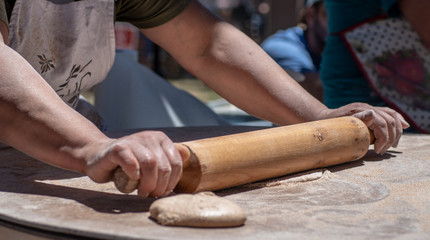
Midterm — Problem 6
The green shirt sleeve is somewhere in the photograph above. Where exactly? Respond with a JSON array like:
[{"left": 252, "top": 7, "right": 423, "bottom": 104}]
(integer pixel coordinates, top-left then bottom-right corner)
[
  {"left": 0, "top": 0, "right": 8, "bottom": 25},
  {"left": 114, "top": 0, "right": 192, "bottom": 29}
]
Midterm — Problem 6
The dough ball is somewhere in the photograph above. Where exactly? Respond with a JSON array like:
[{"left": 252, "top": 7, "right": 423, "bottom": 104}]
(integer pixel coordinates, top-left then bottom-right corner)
[{"left": 149, "top": 192, "right": 246, "bottom": 228}]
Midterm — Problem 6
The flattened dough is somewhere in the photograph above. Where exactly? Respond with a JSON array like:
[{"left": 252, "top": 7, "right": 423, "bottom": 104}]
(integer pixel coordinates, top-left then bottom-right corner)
[{"left": 149, "top": 192, "right": 246, "bottom": 228}]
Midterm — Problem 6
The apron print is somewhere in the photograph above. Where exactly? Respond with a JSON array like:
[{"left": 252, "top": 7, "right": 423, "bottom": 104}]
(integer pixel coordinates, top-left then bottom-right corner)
[
  {"left": 37, "top": 54, "right": 55, "bottom": 73},
  {"left": 56, "top": 59, "right": 93, "bottom": 106}
]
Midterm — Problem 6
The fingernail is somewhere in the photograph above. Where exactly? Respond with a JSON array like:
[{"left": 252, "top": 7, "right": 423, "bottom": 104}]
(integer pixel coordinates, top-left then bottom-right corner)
[
  {"left": 401, "top": 119, "right": 410, "bottom": 128},
  {"left": 393, "top": 139, "right": 399, "bottom": 148},
  {"left": 163, "top": 190, "right": 173, "bottom": 196},
  {"left": 376, "top": 149, "right": 385, "bottom": 155},
  {"left": 381, "top": 145, "right": 391, "bottom": 155},
  {"left": 139, "top": 191, "right": 149, "bottom": 198},
  {"left": 374, "top": 145, "right": 383, "bottom": 155}
]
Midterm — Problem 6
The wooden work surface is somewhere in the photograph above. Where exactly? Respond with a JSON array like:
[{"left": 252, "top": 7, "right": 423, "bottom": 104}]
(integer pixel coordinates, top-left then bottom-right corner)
[{"left": 0, "top": 126, "right": 429, "bottom": 240}]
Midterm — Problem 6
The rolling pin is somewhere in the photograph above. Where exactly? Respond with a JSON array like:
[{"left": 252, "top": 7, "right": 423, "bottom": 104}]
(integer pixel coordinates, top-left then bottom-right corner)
[{"left": 113, "top": 116, "right": 373, "bottom": 194}]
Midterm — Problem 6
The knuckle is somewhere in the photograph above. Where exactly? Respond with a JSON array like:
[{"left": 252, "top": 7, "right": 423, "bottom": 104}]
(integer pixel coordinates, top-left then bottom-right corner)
[
  {"left": 140, "top": 131, "right": 168, "bottom": 141},
  {"left": 170, "top": 159, "right": 182, "bottom": 169},
  {"left": 382, "top": 107, "right": 395, "bottom": 113},
  {"left": 159, "top": 165, "right": 172, "bottom": 176},
  {"left": 387, "top": 118, "right": 396, "bottom": 127},
  {"left": 107, "top": 143, "right": 137, "bottom": 166},
  {"left": 110, "top": 141, "right": 128, "bottom": 153},
  {"left": 140, "top": 153, "right": 157, "bottom": 167},
  {"left": 352, "top": 102, "right": 369, "bottom": 109},
  {"left": 349, "top": 102, "right": 360, "bottom": 108}
]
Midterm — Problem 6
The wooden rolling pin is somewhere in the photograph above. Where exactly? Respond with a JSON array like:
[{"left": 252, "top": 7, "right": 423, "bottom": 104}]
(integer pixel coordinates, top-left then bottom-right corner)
[{"left": 113, "top": 116, "right": 373, "bottom": 194}]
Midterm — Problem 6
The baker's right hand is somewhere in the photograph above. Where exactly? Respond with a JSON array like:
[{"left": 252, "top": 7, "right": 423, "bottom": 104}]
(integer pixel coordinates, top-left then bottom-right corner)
[
  {"left": 82, "top": 131, "right": 183, "bottom": 198},
  {"left": 317, "top": 103, "right": 409, "bottom": 154}
]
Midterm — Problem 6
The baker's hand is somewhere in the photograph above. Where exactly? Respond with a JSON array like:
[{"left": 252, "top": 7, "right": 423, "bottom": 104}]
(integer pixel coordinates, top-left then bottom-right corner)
[
  {"left": 318, "top": 103, "right": 409, "bottom": 154},
  {"left": 83, "top": 131, "right": 183, "bottom": 198}
]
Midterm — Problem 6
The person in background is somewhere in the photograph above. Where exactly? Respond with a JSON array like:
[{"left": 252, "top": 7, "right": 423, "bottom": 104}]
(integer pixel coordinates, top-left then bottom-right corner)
[
  {"left": 320, "top": 0, "right": 430, "bottom": 133},
  {"left": 261, "top": 0, "right": 327, "bottom": 101},
  {"left": 0, "top": 0, "right": 407, "bottom": 199}
]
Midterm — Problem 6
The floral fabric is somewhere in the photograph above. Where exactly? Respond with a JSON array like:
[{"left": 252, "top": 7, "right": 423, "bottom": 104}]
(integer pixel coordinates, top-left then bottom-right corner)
[{"left": 341, "top": 17, "right": 430, "bottom": 133}]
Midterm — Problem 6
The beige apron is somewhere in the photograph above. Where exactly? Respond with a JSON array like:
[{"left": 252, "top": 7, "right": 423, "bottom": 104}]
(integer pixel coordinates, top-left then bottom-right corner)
[{"left": 8, "top": 0, "right": 115, "bottom": 113}]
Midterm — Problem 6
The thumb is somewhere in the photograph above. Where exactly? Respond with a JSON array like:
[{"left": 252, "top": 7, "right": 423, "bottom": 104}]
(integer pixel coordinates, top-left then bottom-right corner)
[{"left": 175, "top": 143, "right": 191, "bottom": 163}]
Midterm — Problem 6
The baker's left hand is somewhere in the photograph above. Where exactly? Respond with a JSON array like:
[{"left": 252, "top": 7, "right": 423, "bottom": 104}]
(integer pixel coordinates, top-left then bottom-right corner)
[{"left": 317, "top": 103, "right": 409, "bottom": 154}]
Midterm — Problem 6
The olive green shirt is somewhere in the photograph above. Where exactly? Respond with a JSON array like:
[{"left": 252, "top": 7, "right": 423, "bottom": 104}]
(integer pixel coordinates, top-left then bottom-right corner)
[{"left": 0, "top": 0, "right": 192, "bottom": 29}]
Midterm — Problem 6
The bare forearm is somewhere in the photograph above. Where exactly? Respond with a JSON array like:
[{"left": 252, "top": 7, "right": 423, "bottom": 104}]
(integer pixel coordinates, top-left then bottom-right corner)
[
  {"left": 0, "top": 21, "right": 185, "bottom": 197},
  {"left": 0, "top": 42, "right": 107, "bottom": 173},
  {"left": 188, "top": 23, "right": 327, "bottom": 125},
  {"left": 143, "top": 1, "right": 327, "bottom": 125}
]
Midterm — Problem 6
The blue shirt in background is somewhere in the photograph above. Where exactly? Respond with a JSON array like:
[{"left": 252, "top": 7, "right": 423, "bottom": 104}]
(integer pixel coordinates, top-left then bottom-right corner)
[{"left": 261, "top": 26, "right": 321, "bottom": 74}]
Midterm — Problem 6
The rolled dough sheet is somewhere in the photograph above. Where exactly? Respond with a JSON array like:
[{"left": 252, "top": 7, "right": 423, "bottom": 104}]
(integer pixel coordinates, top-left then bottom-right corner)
[{"left": 149, "top": 192, "right": 246, "bottom": 228}]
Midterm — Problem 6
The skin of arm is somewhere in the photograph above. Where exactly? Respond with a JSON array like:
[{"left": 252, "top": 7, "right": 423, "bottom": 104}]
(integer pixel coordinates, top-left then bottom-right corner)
[
  {"left": 0, "top": 20, "right": 182, "bottom": 198},
  {"left": 141, "top": 1, "right": 409, "bottom": 154},
  {"left": 398, "top": 0, "right": 430, "bottom": 45},
  {"left": 143, "top": 2, "right": 323, "bottom": 125}
]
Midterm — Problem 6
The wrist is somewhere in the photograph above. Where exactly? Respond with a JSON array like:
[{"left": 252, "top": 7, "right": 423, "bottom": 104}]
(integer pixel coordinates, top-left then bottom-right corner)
[
  {"left": 58, "top": 135, "right": 114, "bottom": 175},
  {"left": 314, "top": 106, "right": 332, "bottom": 121}
]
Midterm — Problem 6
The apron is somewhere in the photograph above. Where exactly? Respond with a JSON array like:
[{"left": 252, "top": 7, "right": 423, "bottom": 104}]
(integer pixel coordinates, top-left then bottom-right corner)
[
  {"left": 340, "top": 16, "right": 430, "bottom": 133},
  {"left": 7, "top": 0, "right": 115, "bottom": 129}
]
